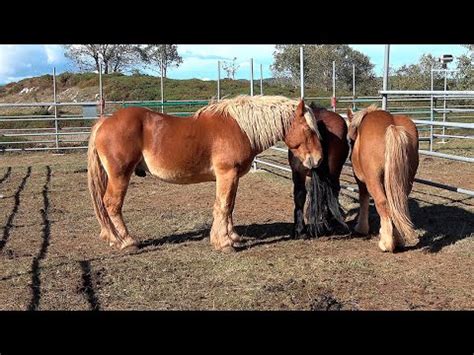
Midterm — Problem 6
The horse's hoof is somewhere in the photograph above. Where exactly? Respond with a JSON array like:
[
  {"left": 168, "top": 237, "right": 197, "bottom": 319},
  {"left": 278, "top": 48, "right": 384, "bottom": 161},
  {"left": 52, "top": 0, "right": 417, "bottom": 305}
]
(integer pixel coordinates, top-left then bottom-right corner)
[
  {"left": 292, "top": 228, "right": 308, "bottom": 240},
  {"left": 230, "top": 232, "right": 242, "bottom": 243},
  {"left": 378, "top": 240, "right": 395, "bottom": 253},
  {"left": 336, "top": 222, "right": 350, "bottom": 235},
  {"left": 354, "top": 224, "right": 369, "bottom": 235},
  {"left": 119, "top": 237, "right": 139, "bottom": 253},
  {"left": 100, "top": 232, "right": 109, "bottom": 241},
  {"left": 231, "top": 240, "right": 245, "bottom": 248}
]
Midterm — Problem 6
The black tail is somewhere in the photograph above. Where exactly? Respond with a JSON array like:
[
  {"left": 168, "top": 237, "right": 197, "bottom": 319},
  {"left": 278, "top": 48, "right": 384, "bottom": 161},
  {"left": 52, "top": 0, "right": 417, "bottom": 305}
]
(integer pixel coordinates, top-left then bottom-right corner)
[{"left": 306, "top": 166, "right": 348, "bottom": 237}]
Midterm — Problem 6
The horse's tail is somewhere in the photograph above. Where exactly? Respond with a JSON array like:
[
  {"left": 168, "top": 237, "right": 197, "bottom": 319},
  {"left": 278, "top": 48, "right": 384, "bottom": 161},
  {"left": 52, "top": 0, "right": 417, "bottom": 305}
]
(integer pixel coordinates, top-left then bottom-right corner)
[
  {"left": 87, "top": 120, "right": 123, "bottom": 244},
  {"left": 307, "top": 165, "right": 348, "bottom": 237},
  {"left": 384, "top": 125, "right": 416, "bottom": 244}
]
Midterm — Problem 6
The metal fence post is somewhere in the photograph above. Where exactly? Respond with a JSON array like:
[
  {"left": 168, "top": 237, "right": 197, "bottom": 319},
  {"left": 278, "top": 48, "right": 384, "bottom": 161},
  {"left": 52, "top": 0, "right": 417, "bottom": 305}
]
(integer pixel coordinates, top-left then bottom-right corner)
[
  {"left": 300, "top": 46, "right": 304, "bottom": 99},
  {"left": 53, "top": 67, "right": 59, "bottom": 149},
  {"left": 382, "top": 44, "right": 390, "bottom": 111},
  {"left": 160, "top": 58, "right": 164, "bottom": 113},
  {"left": 352, "top": 63, "right": 356, "bottom": 110},
  {"left": 442, "top": 69, "right": 448, "bottom": 143},
  {"left": 260, "top": 63, "right": 263, "bottom": 95},
  {"left": 99, "top": 62, "right": 103, "bottom": 116},
  {"left": 430, "top": 67, "right": 434, "bottom": 151},
  {"left": 250, "top": 58, "right": 254, "bottom": 96},
  {"left": 332, "top": 61, "right": 336, "bottom": 112},
  {"left": 217, "top": 61, "right": 221, "bottom": 100}
]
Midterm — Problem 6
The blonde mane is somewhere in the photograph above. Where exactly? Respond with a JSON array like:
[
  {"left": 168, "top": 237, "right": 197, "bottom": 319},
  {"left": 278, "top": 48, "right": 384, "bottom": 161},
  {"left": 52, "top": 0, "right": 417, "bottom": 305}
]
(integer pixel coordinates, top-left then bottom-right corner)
[
  {"left": 350, "top": 104, "right": 381, "bottom": 131},
  {"left": 194, "top": 95, "right": 319, "bottom": 151}
]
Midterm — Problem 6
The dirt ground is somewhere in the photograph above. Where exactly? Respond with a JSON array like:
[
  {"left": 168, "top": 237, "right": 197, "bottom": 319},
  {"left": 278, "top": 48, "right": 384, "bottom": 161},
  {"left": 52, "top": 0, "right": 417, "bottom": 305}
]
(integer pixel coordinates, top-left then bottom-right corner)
[{"left": 0, "top": 150, "right": 472, "bottom": 310}]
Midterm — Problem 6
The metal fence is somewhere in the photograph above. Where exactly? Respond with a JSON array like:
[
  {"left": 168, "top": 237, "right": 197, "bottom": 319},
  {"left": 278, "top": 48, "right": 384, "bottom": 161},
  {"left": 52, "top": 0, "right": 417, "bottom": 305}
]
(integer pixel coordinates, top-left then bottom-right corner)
[
  {"left": 253, "top": 90, "right": 474, "bottom": 197},
  {"left": 1, "top": 51, "right": 473, "bottom": 197},
  {"left": 0, "top": 99, "right": 210, "bottom": 152}
]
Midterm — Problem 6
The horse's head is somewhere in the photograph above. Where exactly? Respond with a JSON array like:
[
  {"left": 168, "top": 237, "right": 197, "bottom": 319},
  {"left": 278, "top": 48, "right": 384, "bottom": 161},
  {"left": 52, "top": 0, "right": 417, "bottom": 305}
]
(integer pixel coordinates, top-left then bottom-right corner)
[{"left": 284, "top": 99, "right": 323, "bottom": 169}]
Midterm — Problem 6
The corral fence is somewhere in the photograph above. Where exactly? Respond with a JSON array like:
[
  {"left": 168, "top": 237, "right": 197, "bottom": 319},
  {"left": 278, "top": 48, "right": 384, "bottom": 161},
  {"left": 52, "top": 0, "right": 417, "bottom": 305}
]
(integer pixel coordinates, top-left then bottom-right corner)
[
  {"left": 1, "top": 92, "right": 472, "bottom": 198},
  {"left": 0, "top": 100, "right": 210, "bottom": 152},
  {"left": 255, "top": 90, "right": 474, "bottom": 197},
  {"left": 1, "top": 51, "right": 473, "bottom": 197}
]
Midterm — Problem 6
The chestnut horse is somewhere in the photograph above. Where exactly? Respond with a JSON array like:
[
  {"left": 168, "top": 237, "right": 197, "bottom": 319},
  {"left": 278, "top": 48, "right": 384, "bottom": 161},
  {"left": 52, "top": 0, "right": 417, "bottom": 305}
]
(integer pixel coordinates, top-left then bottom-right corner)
[
  {"left": 289, "top": 104, "right": 350, "bottom": 238},
  {"left": 347, "top": 105, "right": 419, "bottom": 252},
  {"left": 88, "top": 95, "right": 323, "bottom": 253}
]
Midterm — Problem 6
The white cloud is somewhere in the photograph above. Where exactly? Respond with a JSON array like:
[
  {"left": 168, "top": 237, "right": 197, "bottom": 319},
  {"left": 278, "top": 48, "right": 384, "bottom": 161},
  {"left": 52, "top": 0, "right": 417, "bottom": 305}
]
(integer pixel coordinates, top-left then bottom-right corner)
[
  {"left": 180, "top": 45, "right": 275, "bottom": 62},
  {"left": 164, "top": 45, "right": 276, "bottom": 80},
  {"left": 44, "top": 45, "right": 66, "bottom": 64},
  {"left": 0, "top": 45, "right": 72, "bottom": 84}
]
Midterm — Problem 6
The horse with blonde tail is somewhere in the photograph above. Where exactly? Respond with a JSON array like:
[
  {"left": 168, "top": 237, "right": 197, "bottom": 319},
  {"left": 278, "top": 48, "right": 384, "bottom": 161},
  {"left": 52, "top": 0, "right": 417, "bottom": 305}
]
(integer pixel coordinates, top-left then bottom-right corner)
[
  {"left": 347, "top": 105, "right": 419, "bottom": 252},
  {"left": 88, "top": 95, "right": 323, "bottom": 253}
]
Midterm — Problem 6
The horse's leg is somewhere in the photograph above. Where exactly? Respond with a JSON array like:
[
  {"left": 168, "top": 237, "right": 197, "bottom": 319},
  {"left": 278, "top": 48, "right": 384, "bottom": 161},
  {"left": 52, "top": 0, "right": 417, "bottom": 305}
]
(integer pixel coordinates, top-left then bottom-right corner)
[
  {"left": 210, "top": 169, "right": 238, "bottom": 252},
  {"left": 103, "top": 172, "right": 138, "bottom": 251},
  {"left": 368, "top": 180, "right": 395, "bottom": 252},
  {"left": 354, "top": 178, "right": 370, "bottom": 235},
  {"left": 226, "top": 178, "right": 241, "bottom": 243},
  {"left": 291, "top": 168, "right": 307, "bottom": 239}
]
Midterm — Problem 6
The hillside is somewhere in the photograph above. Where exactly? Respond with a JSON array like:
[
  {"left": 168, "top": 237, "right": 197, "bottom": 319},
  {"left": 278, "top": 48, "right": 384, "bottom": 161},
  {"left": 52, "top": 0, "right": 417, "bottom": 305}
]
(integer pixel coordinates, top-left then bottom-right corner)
[{"left": 0, "top": 72, "right": 353, "bottom": 105}]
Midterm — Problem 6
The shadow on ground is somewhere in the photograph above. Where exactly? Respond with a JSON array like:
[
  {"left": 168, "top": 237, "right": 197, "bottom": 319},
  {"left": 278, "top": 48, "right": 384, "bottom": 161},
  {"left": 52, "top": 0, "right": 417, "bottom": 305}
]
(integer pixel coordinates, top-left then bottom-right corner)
[
  {"left": 407, "top": 199, "right": 474, "bottom": 253},
  {"left": 346, "top": 198, "right": 473, "bottom": 253}
]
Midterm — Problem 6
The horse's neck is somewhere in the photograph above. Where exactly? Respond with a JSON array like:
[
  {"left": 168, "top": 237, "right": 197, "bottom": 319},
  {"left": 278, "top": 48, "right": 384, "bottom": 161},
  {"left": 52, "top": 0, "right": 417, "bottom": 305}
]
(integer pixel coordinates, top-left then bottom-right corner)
[{"left": 256, "top": 128, "right": 287, "bottom": 156}]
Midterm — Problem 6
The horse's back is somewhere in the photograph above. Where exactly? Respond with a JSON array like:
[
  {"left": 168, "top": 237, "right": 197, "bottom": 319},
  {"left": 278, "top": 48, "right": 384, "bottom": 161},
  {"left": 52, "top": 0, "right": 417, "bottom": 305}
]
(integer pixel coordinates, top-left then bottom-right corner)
[
  {"left": 316, "top": 109, "right": 348, "bottom": 141},
  {"left": 355, "top": 110, "right": 419, "bottom": 181},
  {"left": 354, "top": 111, "right": 394, "bottom": 180}
]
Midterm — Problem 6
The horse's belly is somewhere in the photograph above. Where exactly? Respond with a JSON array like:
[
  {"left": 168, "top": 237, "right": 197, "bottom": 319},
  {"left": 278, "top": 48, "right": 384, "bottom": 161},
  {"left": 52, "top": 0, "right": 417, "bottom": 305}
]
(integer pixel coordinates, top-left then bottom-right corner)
[
  {"left": 143, "top": 154, "right": 215, "bottom": 184},
  {"left": 152, "top": 169, "right": 215, "bottom": 184}
]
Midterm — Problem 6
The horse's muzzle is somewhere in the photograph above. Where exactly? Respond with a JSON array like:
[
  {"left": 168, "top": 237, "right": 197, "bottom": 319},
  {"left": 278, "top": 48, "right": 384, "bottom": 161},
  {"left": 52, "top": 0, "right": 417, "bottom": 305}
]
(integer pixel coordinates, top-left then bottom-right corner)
[{"left": 303, "top": 155, "right": 322, "bottom": 169}]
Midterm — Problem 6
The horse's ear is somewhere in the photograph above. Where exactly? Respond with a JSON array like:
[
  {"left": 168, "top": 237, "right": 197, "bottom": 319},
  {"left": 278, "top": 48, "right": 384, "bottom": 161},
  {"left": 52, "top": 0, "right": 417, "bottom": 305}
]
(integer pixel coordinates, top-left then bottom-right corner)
[
  {"left": 347, "top": 107, "right": 354, "bottom": 121},
  {"left": 296, "top": 99, "right": 306, "bottom": 116}
]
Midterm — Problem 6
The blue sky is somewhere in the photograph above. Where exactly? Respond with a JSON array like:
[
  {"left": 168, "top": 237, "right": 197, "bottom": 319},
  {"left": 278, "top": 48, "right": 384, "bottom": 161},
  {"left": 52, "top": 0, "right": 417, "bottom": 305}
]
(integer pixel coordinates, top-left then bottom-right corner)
[{"left": 0, "top": 44, "right": 470, "bottom": 85}]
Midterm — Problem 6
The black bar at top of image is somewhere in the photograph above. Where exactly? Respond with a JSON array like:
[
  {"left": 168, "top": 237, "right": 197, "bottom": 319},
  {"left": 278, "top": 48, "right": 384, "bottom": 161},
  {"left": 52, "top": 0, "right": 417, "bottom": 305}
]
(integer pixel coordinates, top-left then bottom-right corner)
[{"left": 1, "top": 4, "right": 474, "bottom": 44}]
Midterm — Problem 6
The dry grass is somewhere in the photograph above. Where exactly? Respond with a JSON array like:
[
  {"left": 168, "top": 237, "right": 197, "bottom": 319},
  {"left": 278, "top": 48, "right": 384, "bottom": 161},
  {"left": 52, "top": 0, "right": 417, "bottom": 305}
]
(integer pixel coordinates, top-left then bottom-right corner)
[{"left": 0, "top": 151, "right": 472, "bottom": 310}]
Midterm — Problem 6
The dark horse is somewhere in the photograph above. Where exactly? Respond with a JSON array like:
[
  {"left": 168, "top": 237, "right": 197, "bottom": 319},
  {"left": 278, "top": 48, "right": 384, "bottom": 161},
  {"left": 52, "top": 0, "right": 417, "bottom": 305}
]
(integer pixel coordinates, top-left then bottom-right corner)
[{"left": 289, "top": 103, "right": 350, "bottom": 238}]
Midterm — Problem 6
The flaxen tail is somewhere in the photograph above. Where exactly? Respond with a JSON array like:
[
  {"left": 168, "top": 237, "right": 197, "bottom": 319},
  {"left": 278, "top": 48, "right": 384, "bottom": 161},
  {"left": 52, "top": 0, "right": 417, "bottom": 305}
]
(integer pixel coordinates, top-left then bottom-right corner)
[
  {"left": 87, "top": 120, "right": 123, "bottom": 244},
  {"left": 384, "top": 125, "right": 416, "bottom": 245}
]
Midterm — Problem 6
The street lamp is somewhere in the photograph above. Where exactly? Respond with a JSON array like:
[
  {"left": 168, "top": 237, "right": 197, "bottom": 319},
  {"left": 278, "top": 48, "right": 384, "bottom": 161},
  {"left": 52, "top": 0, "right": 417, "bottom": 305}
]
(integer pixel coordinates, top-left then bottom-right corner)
[{"left": 438, "top": 54, "right": 453, "bottom": 69}]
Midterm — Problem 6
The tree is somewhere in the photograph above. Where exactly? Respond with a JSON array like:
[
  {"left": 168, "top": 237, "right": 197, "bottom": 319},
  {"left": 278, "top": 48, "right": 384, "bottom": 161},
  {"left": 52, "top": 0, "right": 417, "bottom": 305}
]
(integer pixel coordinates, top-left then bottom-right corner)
[
  {"left": 64, "top": 45, "right": 142, "bottom": 74},
  {"left": 222, "top": 57, "right": 240, "bottom": 80},
  {"left": 463, "top": 44, "right": 474, "bottom": 53},
  {"left": 455, "top": 54, "right": 474, "bottom": 90},
  {"left": 271, "top": 45, "right": 377, "bottom": 94},
  {"left": 137, "top": 45, "right": 183, "bottom": 78},
  {"left": 391, "top": 54, "right": 444, "bottom": 90}
]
